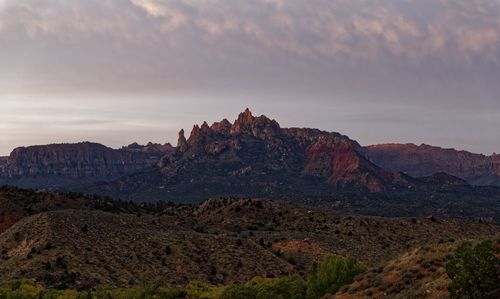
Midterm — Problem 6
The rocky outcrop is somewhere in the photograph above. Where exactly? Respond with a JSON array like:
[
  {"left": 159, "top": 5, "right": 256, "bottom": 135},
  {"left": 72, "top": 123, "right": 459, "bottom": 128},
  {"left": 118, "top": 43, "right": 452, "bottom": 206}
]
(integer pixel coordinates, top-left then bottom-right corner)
[
  {"left": 0, "top": 142, "right": 173, "bottom": 188},
  {"left": 123, "top": 142, "right": 174, "bottom": 155},
  {"left": 101, "top": 109, "right": 417, "bottom": 201},
  {"left": 365, "top": 143, "right": 500, "bottom": 186}
]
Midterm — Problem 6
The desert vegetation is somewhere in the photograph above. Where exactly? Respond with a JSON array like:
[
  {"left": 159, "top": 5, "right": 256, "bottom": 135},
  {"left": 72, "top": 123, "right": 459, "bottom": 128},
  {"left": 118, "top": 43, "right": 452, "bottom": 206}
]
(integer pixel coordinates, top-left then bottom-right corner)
[
  {"left": 0, "top": 255, "right": 364, "bottom": 299},
  {"left": 1, "top": 241, "right": 498, "bottom": 299},
  {"left": 446, "top": 240, "right": 500, "bottom": 299}
]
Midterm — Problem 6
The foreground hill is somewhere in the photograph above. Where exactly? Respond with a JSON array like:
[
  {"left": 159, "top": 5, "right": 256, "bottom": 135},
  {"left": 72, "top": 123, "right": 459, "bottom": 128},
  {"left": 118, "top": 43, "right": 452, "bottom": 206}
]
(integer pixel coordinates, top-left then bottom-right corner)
[
  {"left": 0, "top": 189, "right": 498, "bottom": 291},
  {"left": 365, "top": 143, "right": 500, "bottom": 186},
  {"left": 0, "top": 186, "right": 154, "bottom": 234},
  {"left": 0, "top": 142, "right": 173, "bottom": 189},
  {"left": 332, "top": 239, "right": 500, "bottom": 299}
]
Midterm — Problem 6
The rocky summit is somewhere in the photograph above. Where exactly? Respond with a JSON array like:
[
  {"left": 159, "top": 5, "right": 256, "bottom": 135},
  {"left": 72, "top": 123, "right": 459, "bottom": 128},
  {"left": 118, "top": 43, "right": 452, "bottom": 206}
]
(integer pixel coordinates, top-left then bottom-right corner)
[{"left": 91, "top": 109, "right": 418, "bottom": 202}]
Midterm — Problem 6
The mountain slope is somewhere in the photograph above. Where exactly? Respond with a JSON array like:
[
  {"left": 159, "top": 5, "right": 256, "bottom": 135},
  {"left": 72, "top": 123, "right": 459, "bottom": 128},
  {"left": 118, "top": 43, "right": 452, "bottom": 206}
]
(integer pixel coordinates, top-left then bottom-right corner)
[
  {"left": 333, "top": 239, "right": 500, "bottom": 299},
  {"left": 365, "top": 143, "right": 500, "bottom": 186}
]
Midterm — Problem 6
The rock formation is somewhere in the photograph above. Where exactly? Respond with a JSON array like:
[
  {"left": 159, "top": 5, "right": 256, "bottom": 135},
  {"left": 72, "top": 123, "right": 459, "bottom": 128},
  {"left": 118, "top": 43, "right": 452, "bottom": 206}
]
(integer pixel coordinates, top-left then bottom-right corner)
[
  {"left": 365, "top": 143, "right": 500, "bottom": 186},
  {"left": 0, "top": 142, "right": 173, "bottom": 188},
  {"left": 97, "top": 109, "right": 418, "bottom": 201}
]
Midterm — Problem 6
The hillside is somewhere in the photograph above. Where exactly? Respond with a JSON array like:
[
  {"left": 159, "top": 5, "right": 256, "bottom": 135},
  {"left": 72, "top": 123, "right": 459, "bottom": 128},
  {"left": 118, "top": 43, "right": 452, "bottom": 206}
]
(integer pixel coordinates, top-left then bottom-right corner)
[
  {"left": 365, "top": 143, "right": 500, "bottom": 186},
  {"left": 0, "top": 186, "right": 160, "bottom": 234},
  {"left": 332, "top": 239, "right": 500, "bottom": 299},
  {"left": 0, "top": 192, "right": 498, "bottom": 291}
]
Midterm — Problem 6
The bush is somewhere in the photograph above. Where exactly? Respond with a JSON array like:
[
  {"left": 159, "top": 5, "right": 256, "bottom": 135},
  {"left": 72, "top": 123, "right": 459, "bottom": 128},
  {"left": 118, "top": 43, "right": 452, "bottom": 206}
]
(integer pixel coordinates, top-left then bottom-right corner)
[
  {"left": 220, "top": 276, "right": 306, "bottom": 299},
  {"left": 306, "top": 255, "right": 365, "bottom": 299},
  {"left": 187, "top": 281, "right": 225, "bottom": 299},
  {"left": 251, "top": 276, "right": 306, "bottom": 299},
  {"left": 220, "top": 284, "right": 257, "bottom": 299},
  {"left": 446, "top": 240, "right": 500, "bottom": 299},
  {"left": 0, "top": 279, "right": 43, "bottom": 299}
]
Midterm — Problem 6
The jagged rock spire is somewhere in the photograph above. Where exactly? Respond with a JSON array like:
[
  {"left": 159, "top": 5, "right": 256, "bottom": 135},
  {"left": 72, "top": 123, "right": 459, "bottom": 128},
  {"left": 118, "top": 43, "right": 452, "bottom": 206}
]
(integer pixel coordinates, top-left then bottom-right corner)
[
  {"left": 177, "top": 129, "right": 188, "bottom": 151},
  {"left": 211, "top": 118, "right": 232, "bottom": 135},
  {"left": 200, "top": 121, "right": 211, "bottom": 134},
  {"left": 231, "top": 108, "right": 255, "bottom": 134},
  {"left": 230, "top": 108, "right": 281, "bottom": 138}
]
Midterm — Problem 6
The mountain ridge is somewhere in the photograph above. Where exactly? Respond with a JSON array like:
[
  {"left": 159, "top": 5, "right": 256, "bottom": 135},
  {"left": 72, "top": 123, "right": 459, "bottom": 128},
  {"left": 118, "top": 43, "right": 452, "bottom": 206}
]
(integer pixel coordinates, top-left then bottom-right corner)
[
  {"left": 0, "top": 142, "right": 173, "bottom": 189},
  {"left": 365, "top": 143, "right": 500, "bottom": 186},
  {"left": 91, "top": 109, "right": 417, "bottom": 202}
]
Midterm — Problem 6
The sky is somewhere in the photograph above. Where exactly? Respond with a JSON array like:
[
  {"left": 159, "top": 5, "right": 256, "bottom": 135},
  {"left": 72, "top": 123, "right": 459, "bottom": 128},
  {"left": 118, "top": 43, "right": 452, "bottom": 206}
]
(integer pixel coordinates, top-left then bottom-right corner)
[{"left": 0, "top": 0, "right": 499, "bottom": 155}]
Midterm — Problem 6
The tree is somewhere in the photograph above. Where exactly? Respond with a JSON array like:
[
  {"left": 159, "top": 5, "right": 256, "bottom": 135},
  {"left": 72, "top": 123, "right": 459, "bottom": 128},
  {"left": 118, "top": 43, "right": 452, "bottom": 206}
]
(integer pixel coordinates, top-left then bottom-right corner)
[
  {"left": 446, "top": 240, "right": 500, "bottom": 299},
  {"left": 306, "top": 255, "right": 365, "bottom": 299}
]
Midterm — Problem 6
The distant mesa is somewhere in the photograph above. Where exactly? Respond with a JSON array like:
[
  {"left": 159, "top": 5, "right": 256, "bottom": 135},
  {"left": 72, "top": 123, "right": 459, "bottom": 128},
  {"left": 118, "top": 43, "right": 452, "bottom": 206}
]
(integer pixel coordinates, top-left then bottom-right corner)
[
  {"left": 0, "top": 141, "right": 173, "bottom": 189},
  {"left": 365, "top": 143, "right": 500, "bottom": 186}
]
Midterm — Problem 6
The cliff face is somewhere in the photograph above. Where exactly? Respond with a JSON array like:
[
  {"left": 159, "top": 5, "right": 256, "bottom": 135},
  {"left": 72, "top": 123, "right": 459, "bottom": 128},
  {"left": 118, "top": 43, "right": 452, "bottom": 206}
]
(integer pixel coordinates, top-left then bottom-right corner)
[
  {"left": 0, "top": 142, "right": 173, "bottom": 188},
  {"left": 365, "top": 143, "right": 500, "bottom": 186},
  {"left": 0, "top": 157, "right": 7, "bottom": 173}
]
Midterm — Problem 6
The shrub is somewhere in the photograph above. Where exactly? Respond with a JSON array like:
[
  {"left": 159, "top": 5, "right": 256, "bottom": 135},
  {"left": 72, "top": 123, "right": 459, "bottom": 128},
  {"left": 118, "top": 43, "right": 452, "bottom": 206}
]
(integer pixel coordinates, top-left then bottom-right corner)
[
  {"left": 446, "top": 240, "right": 500, "bottom": 299},
  {"left": 187, "top": 281, "right": 225, "bottom": 299},
  {"left": 0, "top": 279, "right": 44, "bottom": 299},
  {"left": 220, "top": 276, "right": 306, "bottom": 299},
  {"left": 306, "top": 255, "right": 366, "bottom": 299},
  {"left": 220, "top": 284, "right": 257, "bottom": 299},
  {"left": 251, "top": 276, "right": 306, "bottom": 299}
]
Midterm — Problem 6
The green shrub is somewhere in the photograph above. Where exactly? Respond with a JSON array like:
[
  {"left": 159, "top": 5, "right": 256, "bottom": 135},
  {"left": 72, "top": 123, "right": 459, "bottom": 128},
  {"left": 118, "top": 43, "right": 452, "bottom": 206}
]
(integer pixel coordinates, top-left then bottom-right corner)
[
  {"left": 187, "top": 281, "right": 225, "bottom": 299},
  {"left": 220, "top": 276, "right": 306, "bottom": 299},
  {"left": 220, "top": 283, "right": 257, "bottom": 299},
  {"left": 251, "top": 276, "right": 305, "bottom": 299},
  {"left": 306, "top": 255, "right": 366, "bottom": 299},
  {"left": 446, "top": 240, "right": 500, "bottom": 299},
  {"left": 0, "top": 279, "right": 44, "bottom": 299}
]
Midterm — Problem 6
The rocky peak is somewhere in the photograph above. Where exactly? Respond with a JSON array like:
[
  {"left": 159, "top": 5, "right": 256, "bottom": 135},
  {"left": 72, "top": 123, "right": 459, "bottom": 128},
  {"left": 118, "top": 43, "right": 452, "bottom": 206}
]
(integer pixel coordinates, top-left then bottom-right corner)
[
  {"left": 251, "top": 115, "right": 281, "bottom": 139},
  {"left": 230, "top": 109, "right": 281, "bottom": 138},
  {"left": 210, "top": 119, "right": 232, "bottom": 135},
  {"left": 230, "top": 108, "right": 256, "bottom": 135},
  {"left": 200, "top": 121, "right": 211, "bottom": 134},
  {"left": 188, "top": 125, "right": 201, "bottom": 144},
  {"left": 177, "top": 129, "right": 188, "bottom": 151}
]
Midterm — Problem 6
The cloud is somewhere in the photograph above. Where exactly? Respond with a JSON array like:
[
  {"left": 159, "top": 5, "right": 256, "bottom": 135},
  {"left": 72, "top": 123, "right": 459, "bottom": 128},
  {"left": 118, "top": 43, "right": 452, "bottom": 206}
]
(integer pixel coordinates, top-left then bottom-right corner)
[
  {"left": 0, "top": 0, "right": 499, "bottom": 105},
  {"left": 130, "top": 0, "right": 186, "bottom": 31},
  {"left": 0, "top": 0, "right": 498, "bottom": 63}
]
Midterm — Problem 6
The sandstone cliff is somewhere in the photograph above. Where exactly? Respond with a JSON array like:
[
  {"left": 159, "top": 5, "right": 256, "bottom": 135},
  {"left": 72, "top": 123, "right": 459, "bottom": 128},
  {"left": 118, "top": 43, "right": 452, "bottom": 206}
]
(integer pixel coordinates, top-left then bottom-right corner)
[
  {"left": 0, "top": 142, "right": 173, "bottom": 188},
  {"left": 365, "top": 143, "right": 500, "bottom": 186}
]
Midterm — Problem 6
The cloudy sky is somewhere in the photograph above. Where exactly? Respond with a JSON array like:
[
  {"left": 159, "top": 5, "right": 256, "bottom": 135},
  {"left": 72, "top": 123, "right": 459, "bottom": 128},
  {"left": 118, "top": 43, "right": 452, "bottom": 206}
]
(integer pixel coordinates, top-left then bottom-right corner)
[{"left": 0, "top": 0, "right": 499, "bottom": 155}]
